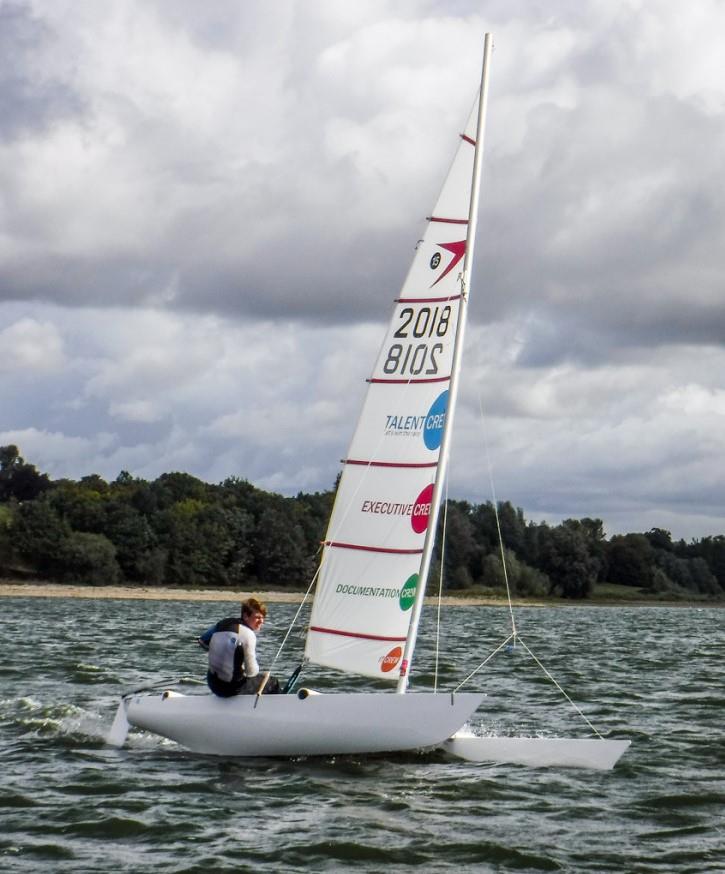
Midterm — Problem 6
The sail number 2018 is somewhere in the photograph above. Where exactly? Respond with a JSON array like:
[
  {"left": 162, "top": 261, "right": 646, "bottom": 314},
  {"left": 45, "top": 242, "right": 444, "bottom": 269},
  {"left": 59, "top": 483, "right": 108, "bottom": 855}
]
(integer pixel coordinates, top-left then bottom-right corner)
[{"left": 382, "top": 305, "right": 452, "bottom": 376}]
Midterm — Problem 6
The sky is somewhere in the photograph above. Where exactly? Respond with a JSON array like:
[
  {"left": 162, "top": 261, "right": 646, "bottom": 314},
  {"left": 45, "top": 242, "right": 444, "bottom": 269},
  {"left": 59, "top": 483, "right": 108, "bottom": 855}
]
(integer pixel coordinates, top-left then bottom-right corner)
[{"left": 2, "top": 0, "right": 725, "bottom": 541}]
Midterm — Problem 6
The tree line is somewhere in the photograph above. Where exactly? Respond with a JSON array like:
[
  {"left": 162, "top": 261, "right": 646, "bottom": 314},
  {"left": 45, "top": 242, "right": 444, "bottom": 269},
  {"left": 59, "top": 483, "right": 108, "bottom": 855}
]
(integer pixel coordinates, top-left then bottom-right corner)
[{"left": 1, "top": 444, "right": 723, "bottom": 601}]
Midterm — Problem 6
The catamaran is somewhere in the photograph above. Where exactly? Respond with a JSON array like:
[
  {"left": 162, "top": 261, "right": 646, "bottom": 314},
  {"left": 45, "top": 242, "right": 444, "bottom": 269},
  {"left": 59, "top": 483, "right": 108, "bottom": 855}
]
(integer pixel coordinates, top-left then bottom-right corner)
[{"left": 108, "top": 36, "right": 630, "bottom": 770}]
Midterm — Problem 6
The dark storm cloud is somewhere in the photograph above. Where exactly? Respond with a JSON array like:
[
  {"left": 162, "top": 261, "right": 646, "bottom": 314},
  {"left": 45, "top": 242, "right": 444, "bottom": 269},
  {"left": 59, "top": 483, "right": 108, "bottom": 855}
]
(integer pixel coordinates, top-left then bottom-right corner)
[{"left": 2, "top": 0, "right": 723, "bottom": 353}]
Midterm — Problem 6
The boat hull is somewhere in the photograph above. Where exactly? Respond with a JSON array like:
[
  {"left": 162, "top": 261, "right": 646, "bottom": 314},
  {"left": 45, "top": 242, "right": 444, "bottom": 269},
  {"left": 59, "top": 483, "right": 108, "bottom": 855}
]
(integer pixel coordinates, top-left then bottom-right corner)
[
  {"left": 442, "top": 734, "right": 631, "bottom": 770},
  {"left": 123, "top": 690, "right": 484, "bottom": 756}
]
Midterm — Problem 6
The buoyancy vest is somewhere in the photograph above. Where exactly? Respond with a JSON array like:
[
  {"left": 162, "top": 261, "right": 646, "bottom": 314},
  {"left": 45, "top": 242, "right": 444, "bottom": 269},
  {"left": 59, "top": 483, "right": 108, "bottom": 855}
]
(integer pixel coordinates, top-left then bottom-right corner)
[{"left": 208, "top": 621, "right": 246, "bottom": 684}]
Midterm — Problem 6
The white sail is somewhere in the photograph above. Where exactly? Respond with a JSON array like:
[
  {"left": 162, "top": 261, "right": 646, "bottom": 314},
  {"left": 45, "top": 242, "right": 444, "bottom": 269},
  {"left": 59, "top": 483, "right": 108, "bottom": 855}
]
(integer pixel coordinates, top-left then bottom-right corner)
[{"left": 305, "top": 94, "right": 485, "bottom": 680}]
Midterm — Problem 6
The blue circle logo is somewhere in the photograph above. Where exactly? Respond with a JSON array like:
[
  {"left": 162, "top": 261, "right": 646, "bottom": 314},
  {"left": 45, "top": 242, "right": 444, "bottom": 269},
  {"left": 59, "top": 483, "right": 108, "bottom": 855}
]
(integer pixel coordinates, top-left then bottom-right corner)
[{"left": 423, "top": 391, "right": 448, "bottom": 450}]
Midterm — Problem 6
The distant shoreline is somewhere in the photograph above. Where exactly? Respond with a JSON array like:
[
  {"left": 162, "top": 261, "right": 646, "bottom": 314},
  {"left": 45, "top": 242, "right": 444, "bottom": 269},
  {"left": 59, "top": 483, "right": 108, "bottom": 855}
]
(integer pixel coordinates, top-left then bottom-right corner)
[
  {"left": 0, "top": 580, "right": 721, "bottom": 608},
  {"left": 0, "top": 580, "right": 527, "bottom": 606}
]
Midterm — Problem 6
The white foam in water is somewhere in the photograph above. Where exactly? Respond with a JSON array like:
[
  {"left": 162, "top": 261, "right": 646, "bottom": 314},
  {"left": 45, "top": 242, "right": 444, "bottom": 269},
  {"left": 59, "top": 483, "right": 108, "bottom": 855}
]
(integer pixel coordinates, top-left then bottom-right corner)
[{"left": 107, "top": 700, "right": 130, "bottom": 747}]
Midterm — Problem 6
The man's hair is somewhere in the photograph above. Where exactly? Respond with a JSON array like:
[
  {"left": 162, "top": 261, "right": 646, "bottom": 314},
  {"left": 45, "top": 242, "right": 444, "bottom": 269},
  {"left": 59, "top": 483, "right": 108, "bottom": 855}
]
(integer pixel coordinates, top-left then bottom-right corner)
[{"left": 241, "top": 597, "right": 267, "bottom": 618}]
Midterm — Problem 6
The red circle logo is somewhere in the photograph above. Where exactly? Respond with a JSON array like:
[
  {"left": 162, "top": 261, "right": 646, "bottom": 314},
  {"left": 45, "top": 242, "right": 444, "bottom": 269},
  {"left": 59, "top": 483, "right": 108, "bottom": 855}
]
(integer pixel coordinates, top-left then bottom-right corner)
[{"left": 411, "top": 483, "right": 434, "bottom": 533}]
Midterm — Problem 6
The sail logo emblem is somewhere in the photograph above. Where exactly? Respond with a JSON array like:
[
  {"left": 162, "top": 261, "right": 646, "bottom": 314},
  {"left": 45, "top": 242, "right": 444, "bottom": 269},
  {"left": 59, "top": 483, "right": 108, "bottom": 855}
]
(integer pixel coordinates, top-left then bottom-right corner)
[
  {"left": 380, "top": 646, "right": 403, "bottom": 673},
  {"left": 411, "top": 483, "right": 434, "bottom": 533},
  {"left": 431, "top": 240, "right": 466, "bottom": 287},
  {"left": 423, "top": 391, "right": 448, "bottom": 450},
  {"left": 399, "top": 574, "right": 417, "bottom": 611},
  {"left": 430, "top": 252, "right": 441, "bottom": 270},
  {"left": 384, "top": 390, "right": 448, "bottom": 450}
]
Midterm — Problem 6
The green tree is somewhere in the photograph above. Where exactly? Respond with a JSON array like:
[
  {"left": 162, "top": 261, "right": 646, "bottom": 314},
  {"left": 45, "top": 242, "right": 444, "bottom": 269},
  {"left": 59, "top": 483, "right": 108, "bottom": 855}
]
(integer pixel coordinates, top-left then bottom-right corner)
[
  {"left": 540, "top": 525, "right": 599, "bottom": 598},
  {"left": 0, "top": 445, "right": 51, "bottom": 502},
  {"left": 252, "top": 502, "right": 312, "bottom": 587},
  {"left": 496, "top": 501, "right": 527, "bottom": 555},
  {"left": 470, "top": 501, "right": 527, "bottom": 557},
  {"left": 605, "top": 534, "right": 654, "bottom": 589},
  {"left": 102, "top": 501, "right": 163, "bottom": 583},
  {"left": 48, "top": 481, "right": 106, "bottom": 533},
  {"left": 683, "top": 536, "right": 725, "bottom": 592},
  {"left": 645, "top": 527, "right": 674, "bottom": 552},
  {"left": 151, "top": 472, "right": 210, "bottom": 510},
  {"left": 13, "top": 499, "right": 72, "bottom": 576},
  {"left": 155, "top": 500, "right": 254, "bottom": 587},
  {"left": 293, "top": 488, "right": 335, "bottom": 557},
  {"left": 0, "top": 504, "right": 15, "bottom": 570},
  {"left": 562, "top": 517, "right": 606, "bottom": 582},
  {"left": 480, "top": 548, "right": 548, "bottom": 596},
  {"left": 59, "top": 531, "right": 121, "bottom": 585},
  {"left": 439, "top": 501, "right": 482, "bottom": 589}
]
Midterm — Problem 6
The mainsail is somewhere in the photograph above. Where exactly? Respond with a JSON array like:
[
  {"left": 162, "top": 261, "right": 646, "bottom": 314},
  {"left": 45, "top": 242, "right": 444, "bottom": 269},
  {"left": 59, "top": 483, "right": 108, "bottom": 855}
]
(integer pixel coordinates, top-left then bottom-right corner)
[{"left": 305, "top": 73, "right": 490, "bottom": 682}]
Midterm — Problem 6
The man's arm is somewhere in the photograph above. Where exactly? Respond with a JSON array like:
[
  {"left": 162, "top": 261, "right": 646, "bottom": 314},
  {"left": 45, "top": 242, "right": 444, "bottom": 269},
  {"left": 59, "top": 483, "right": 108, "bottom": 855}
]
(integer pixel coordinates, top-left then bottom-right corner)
[
  {"left": 197, "top": 624, "right": 218, "bottom": 650},
  {"left": 237, "top": 625, "right": 259, "bottom": 677}
]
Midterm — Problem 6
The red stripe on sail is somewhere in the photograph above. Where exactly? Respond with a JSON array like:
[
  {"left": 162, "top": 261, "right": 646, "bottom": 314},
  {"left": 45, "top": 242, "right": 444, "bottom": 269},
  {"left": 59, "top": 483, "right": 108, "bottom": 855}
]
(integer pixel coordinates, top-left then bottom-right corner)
[
  {"left": 396, "top": 294, "right": 462, "bottom": 303},
  {"left": 344, "top": 459, "right": 438, "bottom": 468},
  {"left": 427, "top": 216, "right": 469, "bottom": 224},
  {"left": 325, "top": 541, "right": 424, "bottom": 555},
  {"left": 310, "top": 626, "right": 407, "bottom": 642},
  {"left": 461, "top": 133, "right": 476, "bottom": 146},
  {"left": 368, "top": 376, "right": 451, "bottom": 384}
]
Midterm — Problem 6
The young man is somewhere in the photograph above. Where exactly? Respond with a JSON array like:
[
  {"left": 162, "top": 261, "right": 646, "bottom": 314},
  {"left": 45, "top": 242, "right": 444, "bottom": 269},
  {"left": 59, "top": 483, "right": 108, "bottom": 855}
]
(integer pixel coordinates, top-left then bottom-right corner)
[{"left": 198, "top": 597, "right": 279, "bottom": 696}]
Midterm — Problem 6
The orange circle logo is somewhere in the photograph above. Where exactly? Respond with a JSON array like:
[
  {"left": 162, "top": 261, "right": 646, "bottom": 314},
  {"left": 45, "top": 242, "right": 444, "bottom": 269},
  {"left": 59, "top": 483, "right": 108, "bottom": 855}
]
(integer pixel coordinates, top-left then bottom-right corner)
[{"left": 380, "top": 646, "right": 403, "bottom": 673}]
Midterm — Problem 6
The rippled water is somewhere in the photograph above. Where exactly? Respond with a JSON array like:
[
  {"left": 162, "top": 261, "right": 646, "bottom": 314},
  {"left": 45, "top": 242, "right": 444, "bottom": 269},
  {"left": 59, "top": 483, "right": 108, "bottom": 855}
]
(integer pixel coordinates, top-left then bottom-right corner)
[{"left": 1, "top": 596, "right": 723, "bottom": 873}]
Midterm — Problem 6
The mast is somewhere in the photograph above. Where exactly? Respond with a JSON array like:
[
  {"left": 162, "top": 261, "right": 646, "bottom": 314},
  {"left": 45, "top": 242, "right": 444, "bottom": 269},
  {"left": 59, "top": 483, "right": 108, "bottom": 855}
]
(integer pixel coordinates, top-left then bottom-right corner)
[{"left": 396, "top": 33, "right": 493, "bottom": 693}]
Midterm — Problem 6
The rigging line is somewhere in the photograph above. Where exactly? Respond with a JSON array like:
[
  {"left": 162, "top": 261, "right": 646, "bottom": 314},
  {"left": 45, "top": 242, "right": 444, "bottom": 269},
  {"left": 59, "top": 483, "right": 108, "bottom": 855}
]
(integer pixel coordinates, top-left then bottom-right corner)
[
  {"left": 433, "top": 473, "right": 450, "bottom": 693},
  {"left": 516, "top": 636, "right": 605, "bottom": 740},
  {"left": 453, "top": 632, "right": 516, "bottom": 691},
  {"left": 269, "top": 563, "right": 321, "bottom": 673},
  {"left": 477, "top": 393, "right": 517, "bottom": 640}
]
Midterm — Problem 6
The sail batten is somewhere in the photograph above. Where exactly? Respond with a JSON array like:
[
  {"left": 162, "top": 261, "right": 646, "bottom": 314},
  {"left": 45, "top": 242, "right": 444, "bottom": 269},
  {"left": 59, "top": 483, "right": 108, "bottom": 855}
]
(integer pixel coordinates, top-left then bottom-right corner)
[
  {"left": 310, "top": 626, "right": 407, "bottom": 643},
  {"left": 344, "top": 460, "right": 439, "bottom": 468},
  {"left": 324, "top": 541, "right": 424, "bottom": 555},
  {"left": 397, "top": 294, "right": 463, "bottom": 303},
  {"left": 368, "top": 376, "right": 451, "bottom": 384}
]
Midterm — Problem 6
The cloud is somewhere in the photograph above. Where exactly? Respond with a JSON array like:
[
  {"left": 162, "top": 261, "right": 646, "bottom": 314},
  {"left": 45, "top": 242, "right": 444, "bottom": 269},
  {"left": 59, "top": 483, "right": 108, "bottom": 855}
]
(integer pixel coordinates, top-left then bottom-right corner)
[
  {"left": 1, "top": 1, "right": 724, "bottom": 540},
  {"left": 0, "top": 1, "right": 85, "bottom": 139},
  {"left": 0, "top": 317, "right": 65, "bottom": 373}
]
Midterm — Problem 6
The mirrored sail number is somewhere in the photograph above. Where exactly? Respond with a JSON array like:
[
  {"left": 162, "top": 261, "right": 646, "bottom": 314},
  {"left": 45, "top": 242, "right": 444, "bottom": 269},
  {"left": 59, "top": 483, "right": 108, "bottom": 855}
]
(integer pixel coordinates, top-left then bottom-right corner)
[{"left": 382, "top": 305, "right": 452, "bottom": 376}]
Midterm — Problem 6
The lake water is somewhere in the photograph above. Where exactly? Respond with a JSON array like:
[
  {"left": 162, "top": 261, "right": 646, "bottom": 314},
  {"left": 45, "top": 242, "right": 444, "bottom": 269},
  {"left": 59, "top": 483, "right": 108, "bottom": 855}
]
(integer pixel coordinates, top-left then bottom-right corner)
[{"left": 1, "top": 597, "right": 723, "bottom": 873}]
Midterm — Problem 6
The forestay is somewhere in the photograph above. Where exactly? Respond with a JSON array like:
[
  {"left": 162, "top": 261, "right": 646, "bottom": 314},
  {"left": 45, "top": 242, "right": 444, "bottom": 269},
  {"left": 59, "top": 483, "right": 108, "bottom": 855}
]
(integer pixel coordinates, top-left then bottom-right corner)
[{"left": 305, "top": 96, "right": 484, "bottom": 681}]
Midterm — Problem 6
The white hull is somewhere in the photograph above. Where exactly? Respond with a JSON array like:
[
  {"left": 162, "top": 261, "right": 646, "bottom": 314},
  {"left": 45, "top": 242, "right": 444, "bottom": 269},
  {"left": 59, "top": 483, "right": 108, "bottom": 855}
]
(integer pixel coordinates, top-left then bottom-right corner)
[
  {"left": 443, "top": 734, "right": 631, "bottom": 770},
  {"left": 118, "top": 690, "right": 485, "bottom": 756}
]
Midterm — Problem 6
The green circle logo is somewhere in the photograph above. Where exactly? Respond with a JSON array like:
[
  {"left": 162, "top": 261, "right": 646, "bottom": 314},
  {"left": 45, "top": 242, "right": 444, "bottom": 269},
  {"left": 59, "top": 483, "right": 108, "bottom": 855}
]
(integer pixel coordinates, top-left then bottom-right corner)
[{"left": 399, "top": 574, "right": 418, "bottom": 611}]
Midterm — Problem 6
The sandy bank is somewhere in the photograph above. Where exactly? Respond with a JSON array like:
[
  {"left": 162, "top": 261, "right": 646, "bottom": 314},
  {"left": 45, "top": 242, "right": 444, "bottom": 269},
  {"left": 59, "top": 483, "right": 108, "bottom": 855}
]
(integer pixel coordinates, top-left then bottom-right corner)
[
  {"left": 0, "top": 581, "right": 305, "bottom": 604},
  {"left": 0, "top": 580, "right": 534, "bottom": 607}
]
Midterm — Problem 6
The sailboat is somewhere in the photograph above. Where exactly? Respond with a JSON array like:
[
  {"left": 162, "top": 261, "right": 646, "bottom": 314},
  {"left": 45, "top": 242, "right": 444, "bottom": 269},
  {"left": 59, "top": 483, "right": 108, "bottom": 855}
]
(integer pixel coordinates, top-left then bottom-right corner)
[{"left": 109, "top": 36, "right": 629, "bottom": 770}]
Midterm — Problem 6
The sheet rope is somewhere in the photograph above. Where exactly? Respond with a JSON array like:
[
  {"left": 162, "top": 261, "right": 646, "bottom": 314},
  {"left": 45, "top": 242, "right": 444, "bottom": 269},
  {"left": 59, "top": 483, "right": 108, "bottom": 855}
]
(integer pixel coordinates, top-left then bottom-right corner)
[{"left": 456, "top": 394, "right": 605, "bottom": 739}]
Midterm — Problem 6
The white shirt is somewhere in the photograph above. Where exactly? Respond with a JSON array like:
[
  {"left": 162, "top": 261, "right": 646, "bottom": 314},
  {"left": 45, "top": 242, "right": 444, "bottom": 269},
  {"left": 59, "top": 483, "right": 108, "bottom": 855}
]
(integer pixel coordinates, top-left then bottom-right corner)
[{"left": 236, "top": 623, "right": 259, "bottom": 677}]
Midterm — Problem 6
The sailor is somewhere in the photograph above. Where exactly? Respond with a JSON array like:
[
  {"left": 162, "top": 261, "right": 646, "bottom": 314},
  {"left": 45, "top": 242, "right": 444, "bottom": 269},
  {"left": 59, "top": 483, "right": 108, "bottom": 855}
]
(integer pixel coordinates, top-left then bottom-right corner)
[{"left": 197, "top": 597, "right": 280, "bottom": 696}]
